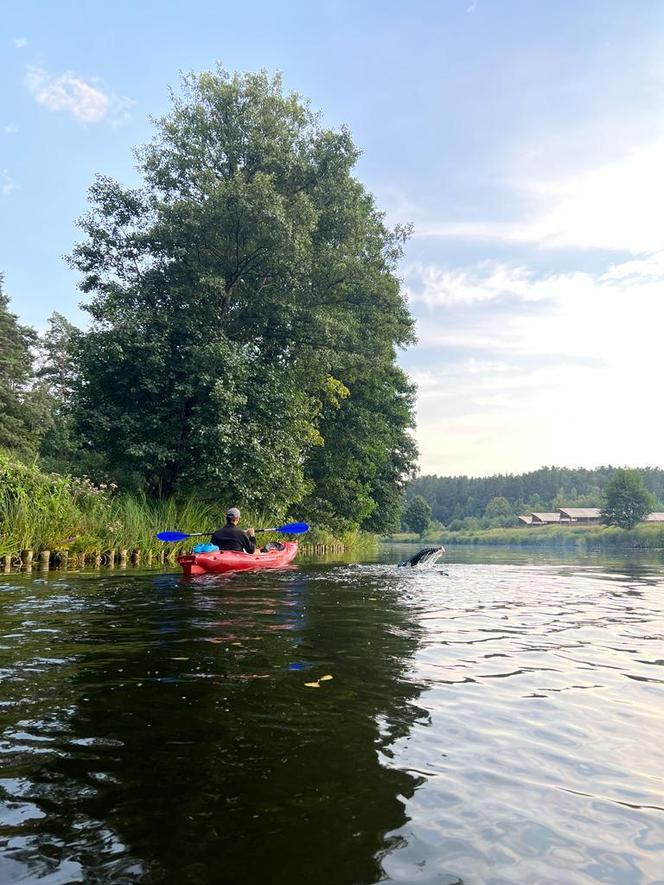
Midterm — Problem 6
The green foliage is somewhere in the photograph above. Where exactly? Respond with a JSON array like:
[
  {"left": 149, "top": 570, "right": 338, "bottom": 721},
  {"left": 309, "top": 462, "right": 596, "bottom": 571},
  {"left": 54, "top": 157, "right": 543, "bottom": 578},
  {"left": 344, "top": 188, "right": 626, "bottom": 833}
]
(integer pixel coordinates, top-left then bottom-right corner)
[
  {"left": 408, "top": 465, "right": 664, "bottom": 524},
  {"left": 403, "top": 495, "right": 432, "bottom": 537},
  {"left": 68, "top": 66, "right": 416, "bottom": 528},
  {"left": 484, "top": 496, "right": 512, "bottom": 519},
  {"left": 34, "top": 312, "right": 90, "bottom": 474},
  {"left": 601, "top": 469, "right": 655, "bottom": 530},
  {"left": 0, "top": 277, "right": 44, "bottom": 458},
  {"left": 303, "top": 362, "right": 417, "bottom": 534},
  {"left": 0, "top": 450, "right": 101, "bottom": 554},
  {"left": 0, "top": 449, "right": 357, "bottom": 557}
]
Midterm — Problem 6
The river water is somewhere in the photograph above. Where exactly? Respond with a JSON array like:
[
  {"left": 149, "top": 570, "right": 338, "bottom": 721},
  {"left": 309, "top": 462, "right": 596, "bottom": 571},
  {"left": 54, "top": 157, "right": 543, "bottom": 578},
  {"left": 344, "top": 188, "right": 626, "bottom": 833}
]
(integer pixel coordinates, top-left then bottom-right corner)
[{"left": 0, "top": 546, "right": 662, "bottom": 883}]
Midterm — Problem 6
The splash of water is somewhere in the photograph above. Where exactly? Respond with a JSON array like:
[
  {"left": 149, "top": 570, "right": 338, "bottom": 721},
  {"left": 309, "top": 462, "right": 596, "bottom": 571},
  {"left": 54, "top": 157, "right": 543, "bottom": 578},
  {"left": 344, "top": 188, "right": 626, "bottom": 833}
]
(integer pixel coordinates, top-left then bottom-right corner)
[{"left": 398, "top": 546, "right": 446, "bottom": 568}]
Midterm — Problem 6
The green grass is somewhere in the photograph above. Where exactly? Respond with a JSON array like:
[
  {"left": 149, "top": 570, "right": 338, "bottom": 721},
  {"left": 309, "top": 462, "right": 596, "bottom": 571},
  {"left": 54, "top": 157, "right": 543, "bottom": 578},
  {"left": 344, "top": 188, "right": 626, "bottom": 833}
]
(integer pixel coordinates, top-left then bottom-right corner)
[
  {"left": 0, "top": 450, "right": 361, "bottom": 559},
  {"left": 394, "top": 523, "right": 664, "bottom": 549}
]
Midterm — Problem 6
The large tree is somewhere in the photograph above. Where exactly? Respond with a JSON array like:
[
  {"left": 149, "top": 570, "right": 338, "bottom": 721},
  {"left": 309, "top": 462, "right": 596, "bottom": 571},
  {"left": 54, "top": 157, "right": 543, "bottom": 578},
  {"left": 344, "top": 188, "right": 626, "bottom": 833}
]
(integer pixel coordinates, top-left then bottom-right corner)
[
  {"left": 601, "top": 469, "right": 654, "bottom": 530},
  {"left": 69, "top": 68, "right": 416, "bottom": 522},
  {"left": 404, "top": 495, "right": 432, "bottom": 537},
  {"left": 34, "top": 312, "right": 90, "bottom": 474},
  {"left": 0, "top": 275, "right": 43, "bottom": 458}
]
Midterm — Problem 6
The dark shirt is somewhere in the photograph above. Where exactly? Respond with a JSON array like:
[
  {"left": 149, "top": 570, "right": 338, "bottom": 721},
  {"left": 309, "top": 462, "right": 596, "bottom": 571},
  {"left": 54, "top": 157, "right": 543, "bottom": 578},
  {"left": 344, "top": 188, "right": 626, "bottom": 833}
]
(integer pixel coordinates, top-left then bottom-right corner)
[{"left": 211, "top": 524, "right": 256, "bottom": 554}]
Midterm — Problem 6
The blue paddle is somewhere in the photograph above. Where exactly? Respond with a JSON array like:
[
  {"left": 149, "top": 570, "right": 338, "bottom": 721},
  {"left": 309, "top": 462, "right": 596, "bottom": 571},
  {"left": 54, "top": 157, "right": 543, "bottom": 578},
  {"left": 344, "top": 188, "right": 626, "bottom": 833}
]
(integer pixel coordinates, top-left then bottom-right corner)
[{"left": 156, "top": 521, "right": 309, "bottom": 542}]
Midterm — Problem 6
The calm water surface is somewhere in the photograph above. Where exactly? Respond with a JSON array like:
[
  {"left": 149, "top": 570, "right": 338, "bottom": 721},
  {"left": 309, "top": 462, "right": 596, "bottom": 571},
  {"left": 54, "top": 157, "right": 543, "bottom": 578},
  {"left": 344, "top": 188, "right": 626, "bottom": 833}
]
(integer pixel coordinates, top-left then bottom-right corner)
[{"left": 0, "top": 547, "right": 663, "bottom": 883}]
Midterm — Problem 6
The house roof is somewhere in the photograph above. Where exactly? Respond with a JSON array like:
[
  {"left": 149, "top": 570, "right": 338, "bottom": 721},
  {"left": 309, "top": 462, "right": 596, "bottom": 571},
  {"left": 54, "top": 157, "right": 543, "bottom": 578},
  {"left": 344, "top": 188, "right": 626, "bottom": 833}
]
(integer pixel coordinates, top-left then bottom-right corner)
[
  {"left": 645, "top": 512, "right": 664, "bottom": 522},
  {"left": 531, "top": 512, "right": 561, "bottom": 522},
  {"left": 558, "top": 508, "right": 601, "bottom": 518},
  {"left": 518, "top": 515, "right": 533, "bottom": 524}
]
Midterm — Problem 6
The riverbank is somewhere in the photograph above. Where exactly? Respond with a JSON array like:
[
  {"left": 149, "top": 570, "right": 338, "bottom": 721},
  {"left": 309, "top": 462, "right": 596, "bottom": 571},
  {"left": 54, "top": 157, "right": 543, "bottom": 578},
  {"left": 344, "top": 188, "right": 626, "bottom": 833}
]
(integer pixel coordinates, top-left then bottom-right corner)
[
  {"left": 385, "top": 523, "right": 664, "bottom": 549},
  {"left": 0, "top": 452, "right": 372, "bottom": 567}
]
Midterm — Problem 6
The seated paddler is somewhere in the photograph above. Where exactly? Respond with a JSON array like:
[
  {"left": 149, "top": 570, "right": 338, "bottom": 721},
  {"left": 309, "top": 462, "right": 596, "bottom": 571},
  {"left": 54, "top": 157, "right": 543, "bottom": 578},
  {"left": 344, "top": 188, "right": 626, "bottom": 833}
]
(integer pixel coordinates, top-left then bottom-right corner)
[{"left": 211, "top": 507, "right": 257, "bottom": 554}]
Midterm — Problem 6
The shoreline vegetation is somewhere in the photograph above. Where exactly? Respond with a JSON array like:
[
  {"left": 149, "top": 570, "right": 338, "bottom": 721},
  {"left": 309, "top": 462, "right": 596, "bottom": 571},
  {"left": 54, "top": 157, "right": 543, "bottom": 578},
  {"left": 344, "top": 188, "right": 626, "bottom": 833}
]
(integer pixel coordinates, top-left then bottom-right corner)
[
  {"left": 0, "top": 452, "right": 376, "bottom": 570},
  {"left": 385, "top": 524, "right": 664, "bottom": 550},
  {"left": 1, "top": 68, "right": 417, "bottom": 562},
  {"left": 400, "top": 467, "right": 664, "bottom": 545},
  {"left": 405, "top": 466, "right": 664, "bottom": 530}
]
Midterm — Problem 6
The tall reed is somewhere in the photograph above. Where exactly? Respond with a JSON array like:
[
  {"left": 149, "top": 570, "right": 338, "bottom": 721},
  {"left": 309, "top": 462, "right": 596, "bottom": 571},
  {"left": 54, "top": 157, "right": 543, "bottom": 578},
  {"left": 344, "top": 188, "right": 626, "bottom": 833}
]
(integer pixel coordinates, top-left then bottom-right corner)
[{"left": 0, "top": 450, "right": 352, "bottom": 559}]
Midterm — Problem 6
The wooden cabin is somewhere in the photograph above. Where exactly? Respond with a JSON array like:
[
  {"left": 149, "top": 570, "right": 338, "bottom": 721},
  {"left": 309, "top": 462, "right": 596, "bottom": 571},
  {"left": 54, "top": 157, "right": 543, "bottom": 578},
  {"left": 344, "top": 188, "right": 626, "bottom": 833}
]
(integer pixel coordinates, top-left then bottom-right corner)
[
  {"left": 530, "top": 512, "right": 562, "bottom": 525},
  {"left": 558, "top": 508, "right": 601, "bottom": 524}
]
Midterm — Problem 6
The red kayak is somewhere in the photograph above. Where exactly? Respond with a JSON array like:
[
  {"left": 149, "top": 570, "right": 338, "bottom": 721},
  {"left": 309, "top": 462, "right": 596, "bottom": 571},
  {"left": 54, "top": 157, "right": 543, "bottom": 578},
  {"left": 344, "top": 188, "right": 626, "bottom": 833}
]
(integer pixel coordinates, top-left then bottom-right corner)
[{"left": 177, "top": 542, "right": 298, "bottom": 576}]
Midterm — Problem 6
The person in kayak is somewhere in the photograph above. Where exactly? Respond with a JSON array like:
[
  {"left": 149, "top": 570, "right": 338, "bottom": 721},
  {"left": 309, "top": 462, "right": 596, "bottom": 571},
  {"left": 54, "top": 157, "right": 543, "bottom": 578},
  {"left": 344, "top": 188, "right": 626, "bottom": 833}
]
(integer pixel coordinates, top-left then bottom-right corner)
[{"left": 211, "top": 508, "right": 257, "bottom": 554}]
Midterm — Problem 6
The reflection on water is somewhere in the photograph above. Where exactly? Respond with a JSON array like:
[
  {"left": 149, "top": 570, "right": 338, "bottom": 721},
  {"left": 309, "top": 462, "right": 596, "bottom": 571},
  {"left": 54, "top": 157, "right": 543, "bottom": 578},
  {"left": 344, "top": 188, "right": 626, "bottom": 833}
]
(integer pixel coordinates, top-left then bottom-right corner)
[
  {"left": 0, "top": 548, "right": 663, "bottom": 884},
  {"left": 0, "top": 567, "right": 425, "bottom": 883}
]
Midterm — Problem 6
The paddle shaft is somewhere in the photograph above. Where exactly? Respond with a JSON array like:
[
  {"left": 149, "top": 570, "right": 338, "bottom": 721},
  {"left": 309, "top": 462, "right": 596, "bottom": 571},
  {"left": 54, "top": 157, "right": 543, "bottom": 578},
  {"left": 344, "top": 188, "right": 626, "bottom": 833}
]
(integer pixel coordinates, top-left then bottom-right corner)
[{"left": 181, "top": 528, "right": 282, "bottom": 537}]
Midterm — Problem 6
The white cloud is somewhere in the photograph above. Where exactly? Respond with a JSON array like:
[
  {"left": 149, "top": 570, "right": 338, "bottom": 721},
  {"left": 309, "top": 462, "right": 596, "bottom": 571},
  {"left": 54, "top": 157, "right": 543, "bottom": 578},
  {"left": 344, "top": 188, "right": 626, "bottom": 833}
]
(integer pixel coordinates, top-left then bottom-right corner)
[
  {"left": 407, "top": 253, "right": 664, "bottom": 474},
  {"left": 14, "top": 37, "right": 28, "bottom": 49},
  {"left": 1, "top": 170, "right": 19, "bottom": 196},
  {"left": 3, "top": 123, "right": 19, "bottom": 134},
  {"left": 415, "top": 136, "right": 664, "bottom": 254},
  {"left": 405, "top": 262, "right": 547, "bottom": 307},
  {"left": 24, "top": 65, "right": 134, "bottom": 125}
]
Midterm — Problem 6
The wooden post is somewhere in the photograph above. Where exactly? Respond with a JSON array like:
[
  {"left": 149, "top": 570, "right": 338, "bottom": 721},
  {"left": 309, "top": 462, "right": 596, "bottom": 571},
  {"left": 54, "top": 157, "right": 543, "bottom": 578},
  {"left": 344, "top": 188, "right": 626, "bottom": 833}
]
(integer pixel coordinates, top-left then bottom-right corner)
[
  {"left": 39, "top": 550, "right": 51, "bottom": 570},
  {"left": 3, "top": 554, "right": 11, "bottom": 572},
  {"left": 94, "top": 553, "right": 102, "bottom": 567},
  {"left": 119, "top": 549, "right": 128, "bottom": 568},
  {"left": 22, "top": 550, "right": 33, "bottom": 571},
  {"left": 108, "top": 549, "right": 116, "bottom": 568},
  {"left": 146, "top": 551, "right": 153, "bottom": 567},
  {"left": 159, "top": 550, "right": 166, "bottom": 565},
  {"left": 59, "top": 551, "right": 69, "bottom": 570},
  {"left": 132, "top": 550, "right": 140, "bottom": 566}
]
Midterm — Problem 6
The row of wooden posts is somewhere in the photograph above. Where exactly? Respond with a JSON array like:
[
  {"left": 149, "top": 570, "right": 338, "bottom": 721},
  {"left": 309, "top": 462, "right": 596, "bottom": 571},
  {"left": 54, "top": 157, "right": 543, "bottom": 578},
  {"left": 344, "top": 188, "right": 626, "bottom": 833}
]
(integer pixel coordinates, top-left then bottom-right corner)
[
  {"left": 2, "top": 543, "right": 346, "bottom": 572},
  {"left": 300, "top": 544, "right": 346, "bottom": 555},
  {"left": 2, "top": 548, "right": 175, "bottom": 572}
]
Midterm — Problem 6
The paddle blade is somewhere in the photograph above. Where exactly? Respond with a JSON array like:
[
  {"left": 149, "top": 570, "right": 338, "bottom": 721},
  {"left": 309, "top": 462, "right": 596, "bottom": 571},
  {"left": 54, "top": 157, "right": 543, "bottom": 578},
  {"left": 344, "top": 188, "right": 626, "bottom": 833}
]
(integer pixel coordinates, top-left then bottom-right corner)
[
  {"left": 157, "top": 531, "right": 191, "bottom": 542},
  {"left": 274, "top": 521, "right": 309, "bottom": 534}
]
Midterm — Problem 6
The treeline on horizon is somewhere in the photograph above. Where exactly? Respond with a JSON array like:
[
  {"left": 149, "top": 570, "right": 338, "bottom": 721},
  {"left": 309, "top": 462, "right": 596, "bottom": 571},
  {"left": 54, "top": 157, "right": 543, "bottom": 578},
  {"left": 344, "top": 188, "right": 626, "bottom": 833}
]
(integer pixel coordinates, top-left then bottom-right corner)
[
  {"left": 406, "top": 466, "right": 664, "bottom": 530},
  {"left": 0, "top": 67, "right": 417, "bottom": 542}
]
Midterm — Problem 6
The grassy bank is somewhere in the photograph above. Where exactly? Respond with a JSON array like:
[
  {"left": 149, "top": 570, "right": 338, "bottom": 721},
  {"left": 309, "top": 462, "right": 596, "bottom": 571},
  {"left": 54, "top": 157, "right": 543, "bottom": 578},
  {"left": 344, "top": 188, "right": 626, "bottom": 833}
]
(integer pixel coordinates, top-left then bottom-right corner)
[
  {"left": 0, "top": 452, "right": 361, "bottom": 561},
  {"left": 384, "top": 524, "right": 664, "bottom": 550}
]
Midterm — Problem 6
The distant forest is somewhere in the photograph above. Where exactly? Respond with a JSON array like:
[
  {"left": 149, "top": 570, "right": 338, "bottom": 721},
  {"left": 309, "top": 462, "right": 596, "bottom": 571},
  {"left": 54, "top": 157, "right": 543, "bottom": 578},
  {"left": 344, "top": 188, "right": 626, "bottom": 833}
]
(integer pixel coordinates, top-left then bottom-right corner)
[{"left": 406, "top": 467, "right": 664, "bottom": 530}]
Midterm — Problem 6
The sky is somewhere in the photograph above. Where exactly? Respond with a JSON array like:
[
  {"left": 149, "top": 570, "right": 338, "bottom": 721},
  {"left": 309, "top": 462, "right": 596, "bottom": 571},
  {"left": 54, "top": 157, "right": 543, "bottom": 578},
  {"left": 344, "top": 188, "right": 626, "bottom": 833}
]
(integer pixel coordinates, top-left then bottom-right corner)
[{"left": 2, "top": 0, "right": 664, "bottom": 477}]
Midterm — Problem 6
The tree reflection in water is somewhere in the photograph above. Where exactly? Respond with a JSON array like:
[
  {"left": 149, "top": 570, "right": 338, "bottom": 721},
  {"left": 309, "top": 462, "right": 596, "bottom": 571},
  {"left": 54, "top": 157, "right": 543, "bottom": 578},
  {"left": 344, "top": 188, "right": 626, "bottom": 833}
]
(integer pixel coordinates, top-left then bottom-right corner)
[{"left": 0, "top": 567, "right": 428, "bottom": 883}]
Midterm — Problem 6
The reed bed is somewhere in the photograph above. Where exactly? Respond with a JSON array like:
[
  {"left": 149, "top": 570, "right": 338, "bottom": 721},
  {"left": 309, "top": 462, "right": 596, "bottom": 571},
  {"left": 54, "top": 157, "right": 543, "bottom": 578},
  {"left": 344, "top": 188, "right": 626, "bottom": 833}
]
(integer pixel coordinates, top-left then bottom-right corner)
[{"left": 0, "top": 451, "right": 355, "bottom": 564}]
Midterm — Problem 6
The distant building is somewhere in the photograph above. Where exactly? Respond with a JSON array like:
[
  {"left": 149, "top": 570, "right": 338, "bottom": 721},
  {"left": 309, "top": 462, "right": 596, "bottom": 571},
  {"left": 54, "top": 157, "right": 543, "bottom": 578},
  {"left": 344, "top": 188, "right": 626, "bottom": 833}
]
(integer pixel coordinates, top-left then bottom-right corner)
[
  {"left": 530, "top": 512, "right": 562, "bottom": 525},
  {"left": 558, "top": 508, "right": 601, "bottom": 524},
  {"left": 517, "top": 507, "right": 664, "bottom": 527}
]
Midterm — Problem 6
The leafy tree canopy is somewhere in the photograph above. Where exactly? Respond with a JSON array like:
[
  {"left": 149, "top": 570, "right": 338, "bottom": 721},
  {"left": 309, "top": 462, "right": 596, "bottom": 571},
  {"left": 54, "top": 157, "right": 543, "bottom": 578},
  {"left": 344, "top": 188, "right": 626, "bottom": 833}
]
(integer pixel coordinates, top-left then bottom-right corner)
[
  {"left": 0, "top": 276, "right": 45, "bottom": 458},
  {"left": 68, "top": 67, "right": 416, "bottom": 525},
  {"left": 601, "top": 469, "right": 655, "bottom": 530},
  {"left": 32, "top": 312, "right": 91, "bottom": 474},
  {"left": 407, "top": 466, "right": 664, "bottom": 526},
  {"left": 404, "top": 495, "right": 432, "bottom": 537},
  {"left": 484, "top": 496, "right": 512, "bottom": 518}
]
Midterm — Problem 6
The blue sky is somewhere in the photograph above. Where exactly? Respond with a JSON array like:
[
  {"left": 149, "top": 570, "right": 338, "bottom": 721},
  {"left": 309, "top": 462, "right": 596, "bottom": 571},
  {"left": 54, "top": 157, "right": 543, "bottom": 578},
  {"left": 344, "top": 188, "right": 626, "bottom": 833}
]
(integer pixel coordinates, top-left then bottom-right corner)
[{"left": 2, "top": 1, "right": 664, "bottom": 475}]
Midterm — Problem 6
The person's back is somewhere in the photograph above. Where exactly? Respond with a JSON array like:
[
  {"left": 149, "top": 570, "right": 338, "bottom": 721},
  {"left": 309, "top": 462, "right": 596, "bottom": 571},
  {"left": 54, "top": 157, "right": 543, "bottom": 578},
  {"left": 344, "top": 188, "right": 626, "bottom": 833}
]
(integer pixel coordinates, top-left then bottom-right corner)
[{"left": 211, "top": 507, "right": 256, "bottom": 554}]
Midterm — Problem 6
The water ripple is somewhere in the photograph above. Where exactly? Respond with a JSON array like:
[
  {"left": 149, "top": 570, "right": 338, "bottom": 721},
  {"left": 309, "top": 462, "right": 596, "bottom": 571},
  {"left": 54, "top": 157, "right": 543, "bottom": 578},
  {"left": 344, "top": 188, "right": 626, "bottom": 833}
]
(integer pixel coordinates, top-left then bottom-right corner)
[{"left": 0, "top": 556, "right": 662, "bottom": 883}]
